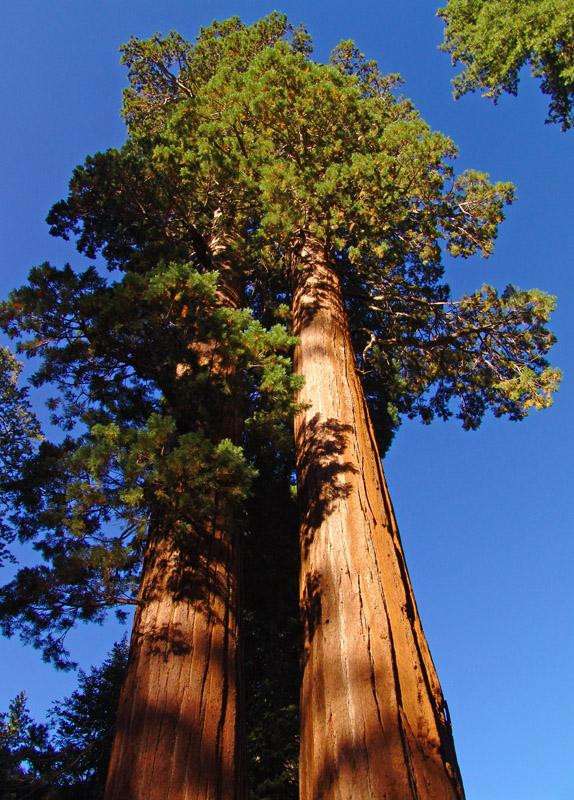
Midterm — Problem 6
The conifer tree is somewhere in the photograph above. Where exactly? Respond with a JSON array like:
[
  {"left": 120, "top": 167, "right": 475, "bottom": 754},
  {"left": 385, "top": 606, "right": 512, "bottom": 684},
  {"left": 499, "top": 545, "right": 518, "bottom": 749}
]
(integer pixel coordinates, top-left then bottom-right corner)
[
  {"left": 0, "top": 14, "right": 559, "bottom": 800},
  {"left": 49, "top": 640, "right": 129, "bottom": 798},
  {"left": 1, "top": 208, "right": 297, "bottom": 800},
  {"left": 126, "top": 18, "right": 558, "bottom": 798},
  {"left": 0, "top": 346, "right": 41, "bottom": 567},
  {"left": 0, "top": 21, "right": 300, "bottom": 799},
  {"left": 0, "top": 691, "right": 51, "bottom": 799},
  {"left": 0, "top": 640, "right": 128, "bottom": 799}
]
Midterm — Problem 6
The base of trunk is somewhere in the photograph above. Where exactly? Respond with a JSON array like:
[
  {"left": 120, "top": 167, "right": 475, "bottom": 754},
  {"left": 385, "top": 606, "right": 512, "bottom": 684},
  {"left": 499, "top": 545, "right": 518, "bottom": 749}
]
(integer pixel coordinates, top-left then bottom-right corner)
[{"left": 104, "top": 525, "right": 243, "bottom": 800}]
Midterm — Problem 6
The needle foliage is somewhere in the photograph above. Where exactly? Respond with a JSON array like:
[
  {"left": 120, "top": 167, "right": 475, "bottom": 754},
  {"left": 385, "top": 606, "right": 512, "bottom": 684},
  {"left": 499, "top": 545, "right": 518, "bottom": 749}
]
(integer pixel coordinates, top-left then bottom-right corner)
[{"left": 439, "top": 0, "right": 574, "bottom": 129}]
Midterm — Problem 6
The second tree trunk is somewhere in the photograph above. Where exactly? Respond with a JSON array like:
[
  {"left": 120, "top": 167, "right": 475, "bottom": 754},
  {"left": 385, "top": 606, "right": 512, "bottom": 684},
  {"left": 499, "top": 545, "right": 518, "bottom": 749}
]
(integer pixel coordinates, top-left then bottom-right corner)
[
  {"left": 104, "top": 258, "right": 244, "bottom": 800},
  {"left": 291, "top": 238, "right": 465, "bottom": 800},
  {"left": 104, "top": 517, "right": 242, "bottom": 800}
]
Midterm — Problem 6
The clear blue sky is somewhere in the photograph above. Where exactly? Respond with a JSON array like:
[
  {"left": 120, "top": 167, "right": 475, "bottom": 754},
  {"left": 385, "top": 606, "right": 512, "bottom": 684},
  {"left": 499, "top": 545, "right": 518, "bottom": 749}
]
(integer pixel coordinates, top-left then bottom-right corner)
[{"left": 1, "top": 2, "right": 572, "bottom": 798}]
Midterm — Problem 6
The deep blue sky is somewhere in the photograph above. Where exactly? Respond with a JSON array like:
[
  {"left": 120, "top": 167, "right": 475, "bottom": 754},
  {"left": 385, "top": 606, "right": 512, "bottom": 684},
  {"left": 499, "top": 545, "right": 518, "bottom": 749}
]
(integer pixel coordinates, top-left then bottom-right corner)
[{"left": 1, "top": 2, "right": 572, "bottom": 798}]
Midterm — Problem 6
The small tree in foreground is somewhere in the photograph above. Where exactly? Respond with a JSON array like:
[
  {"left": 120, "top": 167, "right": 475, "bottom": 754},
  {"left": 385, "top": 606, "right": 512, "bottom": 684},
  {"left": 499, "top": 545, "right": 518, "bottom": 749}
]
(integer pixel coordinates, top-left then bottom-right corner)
[{"left": 0, "top": 641, "right": 127, "bottom": 800}]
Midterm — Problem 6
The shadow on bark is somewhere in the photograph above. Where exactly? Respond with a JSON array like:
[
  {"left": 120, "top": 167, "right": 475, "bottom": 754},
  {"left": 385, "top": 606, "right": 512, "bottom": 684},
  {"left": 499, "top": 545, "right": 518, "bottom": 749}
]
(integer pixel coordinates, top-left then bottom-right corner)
[
  {"left": 300, "top": 570, "right": 322, "bottom": 648},
  {"left": 138, "top": 521, "right": 239, "bottom": 643},
  {"left": 309, "top": 716, "right": 464, "bottom": 800},
  {"left": 295, "top": 413, "right": 358, "bottom": 556},
  {"left": 105, "top": 515, "right": 241, "bottom": 800},
  {"left": 292, "top": 266, "right": 347, "bottom": 331},
  {"left": 302, "top": 653, "right": 465, "bottom": 800},
  {"left": 106, "top": 650, "right": 237, "bottom": 800},
  {"left": 295, "top": 414, "right": 359, "bottom": 670}
]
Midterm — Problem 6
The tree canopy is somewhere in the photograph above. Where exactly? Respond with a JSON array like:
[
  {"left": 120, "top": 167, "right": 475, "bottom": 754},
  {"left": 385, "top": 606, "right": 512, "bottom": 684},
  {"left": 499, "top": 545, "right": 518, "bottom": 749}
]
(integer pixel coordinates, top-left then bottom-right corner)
[{"left": 125, "top": 18, "right": 558, "bottom": 430}]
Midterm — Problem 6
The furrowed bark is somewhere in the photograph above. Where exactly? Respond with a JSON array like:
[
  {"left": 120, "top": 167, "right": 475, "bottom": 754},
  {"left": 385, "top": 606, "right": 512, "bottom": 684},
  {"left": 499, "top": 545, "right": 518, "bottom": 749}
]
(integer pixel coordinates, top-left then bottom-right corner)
[
  {"left": 104, "top": 249, "right": 245, "bottom": 800},
  {"left": 292, "top": 237, "right": 465, "bottom": 800}
]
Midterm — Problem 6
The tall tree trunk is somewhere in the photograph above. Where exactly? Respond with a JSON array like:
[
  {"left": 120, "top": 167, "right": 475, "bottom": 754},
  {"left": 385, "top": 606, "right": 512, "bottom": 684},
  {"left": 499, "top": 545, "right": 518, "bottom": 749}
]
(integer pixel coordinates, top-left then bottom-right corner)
[
  {"left": 104, "top": 255, "right": 244, "bottom": 800},
  {"left": 292, "top": 237, "right": 465, "bottom": 800}
]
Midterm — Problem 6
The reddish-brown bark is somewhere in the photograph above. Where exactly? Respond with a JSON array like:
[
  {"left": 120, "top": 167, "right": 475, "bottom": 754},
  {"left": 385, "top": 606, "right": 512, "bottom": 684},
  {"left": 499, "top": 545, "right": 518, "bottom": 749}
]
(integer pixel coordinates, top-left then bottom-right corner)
[
  {"left": 292, "top": 238, "right": 465, "bottom": 800},
  {"left": 104, "top": 253, "right": 244, "bottom": 800}
]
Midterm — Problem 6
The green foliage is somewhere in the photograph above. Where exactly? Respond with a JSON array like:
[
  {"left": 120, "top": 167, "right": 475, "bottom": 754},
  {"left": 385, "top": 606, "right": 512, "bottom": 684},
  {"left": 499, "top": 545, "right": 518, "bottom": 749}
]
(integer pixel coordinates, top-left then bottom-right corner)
[
  {"left": 0, "top": 347, "right": 42, "bottom": 567},
  {"left": 119, "top": 13, "right": 310, "bottom": 135},
  {"left": 45, "top": 640, "right": 128, "bottom": 798},
  {"left": 46, "top": 13, "right": 558, "bottom": 438},
  {"left": 66, "top": 414, "right": 257, "bottom": 542},
  {"left": 0, "top": 347, "right": 41, "bottom": 478},
  {"left": 330, "top": 39, "right": 403, "bottom": 97},
  {"left": 439, "top": 0, "right": 574, "bottom": 129},
  {"left": 356, "top": 283, "right": 560, "bottom": 429},
  {"left": 138, "top": 17, "right": 557, "bottom": 431},
  {"left": 0, "top": 258, "right": 298, "bottom": 666}
]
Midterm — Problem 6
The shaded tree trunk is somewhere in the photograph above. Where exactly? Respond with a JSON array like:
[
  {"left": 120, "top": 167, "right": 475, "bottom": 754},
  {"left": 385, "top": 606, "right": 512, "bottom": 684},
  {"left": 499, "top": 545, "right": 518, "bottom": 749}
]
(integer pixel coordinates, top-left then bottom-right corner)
[
  {"left": 291, "top": 237, "right": 465, "bottom": 800},
  {"left": 104, "top": 255, "right": 245, "bottom": 800}
]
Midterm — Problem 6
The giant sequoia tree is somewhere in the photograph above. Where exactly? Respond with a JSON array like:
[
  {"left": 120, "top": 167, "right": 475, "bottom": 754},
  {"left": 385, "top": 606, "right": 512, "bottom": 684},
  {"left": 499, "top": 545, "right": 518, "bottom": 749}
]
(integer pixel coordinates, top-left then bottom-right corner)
[
  {"left": 0, "top": 14, "right": 559, "bottom": 800},
  {"left": 1, "top": 21, "right": 300, "bottom": 797}
]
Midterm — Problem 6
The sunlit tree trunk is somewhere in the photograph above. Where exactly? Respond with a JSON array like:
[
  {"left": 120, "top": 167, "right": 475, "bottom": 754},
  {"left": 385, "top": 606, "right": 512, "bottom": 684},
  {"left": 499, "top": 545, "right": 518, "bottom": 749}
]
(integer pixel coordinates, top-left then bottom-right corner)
[
  {"left": 104, "top": 256, "right": 245, "bottom": 800},
  {"left": 292, "top": 237, "right": 465, "bottom": 800}
]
